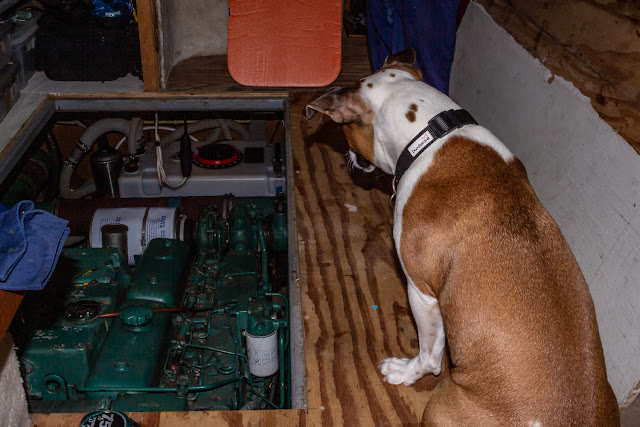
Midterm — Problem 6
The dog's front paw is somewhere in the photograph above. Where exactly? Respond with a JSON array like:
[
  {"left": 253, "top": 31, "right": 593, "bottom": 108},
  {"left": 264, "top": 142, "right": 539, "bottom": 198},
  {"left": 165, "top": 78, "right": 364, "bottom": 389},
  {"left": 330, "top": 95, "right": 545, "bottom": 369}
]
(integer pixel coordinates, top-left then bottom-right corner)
[{"left": 378, "top": 357, "right": 426, "bottom": 386}]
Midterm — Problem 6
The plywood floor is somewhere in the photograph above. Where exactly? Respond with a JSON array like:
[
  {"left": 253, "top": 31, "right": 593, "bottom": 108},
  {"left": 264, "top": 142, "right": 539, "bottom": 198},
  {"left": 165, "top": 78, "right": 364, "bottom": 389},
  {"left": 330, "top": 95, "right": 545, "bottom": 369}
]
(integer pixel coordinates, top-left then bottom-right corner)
[
  {"left": 166, "top": 38, "right": 373, "bottom": 93},
  {"left": 291, "top": 91, "right": 446, "bottom": 425}
]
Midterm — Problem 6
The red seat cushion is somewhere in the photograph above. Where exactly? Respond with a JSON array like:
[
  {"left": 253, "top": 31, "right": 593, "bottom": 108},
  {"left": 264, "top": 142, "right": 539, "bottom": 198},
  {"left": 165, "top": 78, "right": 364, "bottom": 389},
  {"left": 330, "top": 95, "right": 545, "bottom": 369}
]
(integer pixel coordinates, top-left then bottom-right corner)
[{"left": 228, "top": 0, "right": 342, "bottom": 87}]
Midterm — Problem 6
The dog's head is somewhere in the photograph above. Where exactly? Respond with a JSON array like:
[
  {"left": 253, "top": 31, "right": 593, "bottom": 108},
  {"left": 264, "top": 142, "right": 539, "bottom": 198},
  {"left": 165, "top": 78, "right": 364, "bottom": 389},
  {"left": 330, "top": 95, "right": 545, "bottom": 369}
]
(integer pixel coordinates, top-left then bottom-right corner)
[{"left": 306, "top": 48, "right": 422, "bottom": 175}]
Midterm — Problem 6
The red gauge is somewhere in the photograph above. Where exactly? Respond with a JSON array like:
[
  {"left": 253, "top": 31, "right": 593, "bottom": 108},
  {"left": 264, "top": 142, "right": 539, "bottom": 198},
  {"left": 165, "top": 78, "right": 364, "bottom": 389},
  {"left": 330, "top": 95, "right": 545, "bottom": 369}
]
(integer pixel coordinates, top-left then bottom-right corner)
[{"left": 193, "top": 143, "right": 243, "bottom": 169}]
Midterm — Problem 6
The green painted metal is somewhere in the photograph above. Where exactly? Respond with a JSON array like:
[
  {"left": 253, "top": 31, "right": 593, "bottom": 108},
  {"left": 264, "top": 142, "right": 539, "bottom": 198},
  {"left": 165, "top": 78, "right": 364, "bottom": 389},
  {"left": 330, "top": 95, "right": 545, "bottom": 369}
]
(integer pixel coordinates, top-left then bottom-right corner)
[
  {"left": 12, "top": 197, "right": 290, "bottom": 413},
  {"left": 125, "top": 238, "right": 191, "bottom": 307},
  {"left": 119, "top": 304, "right": 154, "bottom": 327},
  {"left": 271, "top": 193, "right": 288, "bottom": 252},
  {"left": 11, "top": 248, "right": 129, "bottom": 401},
  {"left": 84, "top": 239, "right": 190, "bottom": 395}
]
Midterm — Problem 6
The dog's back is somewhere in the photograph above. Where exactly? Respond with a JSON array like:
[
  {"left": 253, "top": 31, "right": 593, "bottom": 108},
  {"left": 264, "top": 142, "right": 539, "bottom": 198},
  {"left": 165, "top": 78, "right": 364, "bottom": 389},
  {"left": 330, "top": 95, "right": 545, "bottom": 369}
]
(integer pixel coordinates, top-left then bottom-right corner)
[{"left": 400, "top": 136, "right": 619, "bottom": 425}]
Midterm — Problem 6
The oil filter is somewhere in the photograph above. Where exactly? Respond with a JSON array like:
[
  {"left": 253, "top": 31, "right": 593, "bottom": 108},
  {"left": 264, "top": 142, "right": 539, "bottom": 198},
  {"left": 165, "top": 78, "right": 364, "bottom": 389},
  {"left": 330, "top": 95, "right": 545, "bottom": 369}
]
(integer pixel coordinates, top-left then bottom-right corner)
[
  {"left": 90, "top": 207, "right": 187, "bottom": 265},
  {"left": 246, "top": 330, "right": 279, "bottom": 377}
]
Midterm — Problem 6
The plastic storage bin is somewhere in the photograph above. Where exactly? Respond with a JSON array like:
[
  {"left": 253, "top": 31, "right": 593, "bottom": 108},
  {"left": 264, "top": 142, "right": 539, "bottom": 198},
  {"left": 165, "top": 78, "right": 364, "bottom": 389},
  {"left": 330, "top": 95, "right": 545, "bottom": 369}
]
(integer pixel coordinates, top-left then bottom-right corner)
[
  {"left": 10, "top": 10, "right": 41, "bottom": 89},
  {"left": 38, "top": 14, "right": 138, "bottom": 81},
  {"left": 0, "top": 22, "right": 11, "bottom": 70}
]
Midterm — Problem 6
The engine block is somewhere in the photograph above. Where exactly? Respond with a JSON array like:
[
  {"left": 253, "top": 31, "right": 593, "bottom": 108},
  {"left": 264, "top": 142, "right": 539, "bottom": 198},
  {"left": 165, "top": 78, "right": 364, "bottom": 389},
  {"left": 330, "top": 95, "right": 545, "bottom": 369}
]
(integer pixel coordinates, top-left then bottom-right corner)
[{"left": 11, "top": 196, "right": 290, "bottom": 413}]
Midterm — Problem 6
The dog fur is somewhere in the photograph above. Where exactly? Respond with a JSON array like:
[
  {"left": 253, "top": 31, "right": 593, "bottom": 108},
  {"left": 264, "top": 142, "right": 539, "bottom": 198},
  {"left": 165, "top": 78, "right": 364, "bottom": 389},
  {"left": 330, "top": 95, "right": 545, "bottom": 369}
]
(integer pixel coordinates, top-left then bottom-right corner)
[{"left": 306, "top": 49, "right": 619, "bottom": 426}]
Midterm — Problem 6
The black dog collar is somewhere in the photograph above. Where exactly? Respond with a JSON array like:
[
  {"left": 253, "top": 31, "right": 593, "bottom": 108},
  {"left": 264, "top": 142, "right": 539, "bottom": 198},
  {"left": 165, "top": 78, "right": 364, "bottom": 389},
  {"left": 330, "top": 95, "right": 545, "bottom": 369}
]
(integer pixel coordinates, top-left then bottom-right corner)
[{"left": 394, "top": 109, "right": 477, "bottom": 189}]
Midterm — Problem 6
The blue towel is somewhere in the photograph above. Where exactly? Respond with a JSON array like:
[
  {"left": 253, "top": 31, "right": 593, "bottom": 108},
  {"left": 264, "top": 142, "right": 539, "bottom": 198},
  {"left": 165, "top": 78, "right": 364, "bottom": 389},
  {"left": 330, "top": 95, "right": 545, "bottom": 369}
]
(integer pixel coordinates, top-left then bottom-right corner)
[{"left": 0, "top": 200, "right": 69, "bottom": 291}]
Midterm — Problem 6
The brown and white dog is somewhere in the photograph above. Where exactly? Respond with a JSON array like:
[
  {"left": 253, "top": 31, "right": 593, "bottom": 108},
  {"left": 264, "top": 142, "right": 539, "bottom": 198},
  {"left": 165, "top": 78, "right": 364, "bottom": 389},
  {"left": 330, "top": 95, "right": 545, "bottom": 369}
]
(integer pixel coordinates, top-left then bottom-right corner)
[{"left": 306, "top": 49, "right": 619, "bottom": 426}]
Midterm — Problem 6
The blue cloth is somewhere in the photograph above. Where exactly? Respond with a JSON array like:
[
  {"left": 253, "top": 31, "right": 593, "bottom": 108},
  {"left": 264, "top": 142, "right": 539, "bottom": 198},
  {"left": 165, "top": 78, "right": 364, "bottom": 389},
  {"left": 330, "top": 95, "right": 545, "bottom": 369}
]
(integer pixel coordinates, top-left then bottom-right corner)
[
  {"left": 0, "top": 200, "right": 69, "bottom": 291},
  {"left": 92, "top": 0, "right": 134, "bottom": 19},
  {"left": 366, "top": 0, "right": 461, "bottom": 94}
]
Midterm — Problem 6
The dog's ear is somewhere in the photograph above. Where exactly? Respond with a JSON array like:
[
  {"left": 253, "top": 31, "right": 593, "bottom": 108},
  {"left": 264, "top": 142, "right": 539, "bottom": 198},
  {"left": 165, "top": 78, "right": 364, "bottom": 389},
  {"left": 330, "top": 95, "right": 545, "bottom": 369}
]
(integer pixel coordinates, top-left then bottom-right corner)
[
  {"left": 305, "top": 87, "right": 363, "bottom": 124},
  {"left": 383, "top": 48, "right": 417, "bottom": 67},
  {"left": 382, "top": 48, "right": 423, "bottom": 81}
]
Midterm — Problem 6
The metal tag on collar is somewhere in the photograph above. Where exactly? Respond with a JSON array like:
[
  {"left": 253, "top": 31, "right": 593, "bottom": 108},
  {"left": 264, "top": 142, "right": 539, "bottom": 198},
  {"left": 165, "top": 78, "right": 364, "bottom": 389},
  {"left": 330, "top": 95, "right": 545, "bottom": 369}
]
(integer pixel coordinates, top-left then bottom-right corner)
[{"left": 390, "top": 178, "right": 397, "bottom": 207}]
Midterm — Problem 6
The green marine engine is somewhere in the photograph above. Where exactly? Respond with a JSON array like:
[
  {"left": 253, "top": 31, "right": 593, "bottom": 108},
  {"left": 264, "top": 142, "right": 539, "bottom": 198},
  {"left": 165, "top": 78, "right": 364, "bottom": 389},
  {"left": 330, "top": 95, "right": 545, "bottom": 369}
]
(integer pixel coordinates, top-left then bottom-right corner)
[{"left": 11, "top": 196, "right": 289, "bottom": 413}]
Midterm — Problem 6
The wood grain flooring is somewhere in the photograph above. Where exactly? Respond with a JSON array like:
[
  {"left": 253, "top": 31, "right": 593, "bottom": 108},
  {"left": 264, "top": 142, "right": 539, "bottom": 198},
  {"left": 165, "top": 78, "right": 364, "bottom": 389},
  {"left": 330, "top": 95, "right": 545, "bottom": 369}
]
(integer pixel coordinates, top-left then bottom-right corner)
[
  {"left": 291, "top": 91, "right": 447, "bottom": 426},
  {"left": 31, "top": 409, "right": 309, "bottom": 426}
]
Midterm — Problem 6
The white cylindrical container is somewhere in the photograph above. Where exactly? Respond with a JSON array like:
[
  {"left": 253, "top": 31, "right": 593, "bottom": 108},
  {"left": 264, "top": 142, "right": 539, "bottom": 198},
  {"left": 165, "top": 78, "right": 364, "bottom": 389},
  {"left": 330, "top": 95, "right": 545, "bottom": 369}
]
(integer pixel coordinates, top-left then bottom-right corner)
[
  {"left": 89, "top": 207, "right": 186, "bottom": 265},
  {"left": 246, "top": 330, "right": 279, "bottom": 377}
]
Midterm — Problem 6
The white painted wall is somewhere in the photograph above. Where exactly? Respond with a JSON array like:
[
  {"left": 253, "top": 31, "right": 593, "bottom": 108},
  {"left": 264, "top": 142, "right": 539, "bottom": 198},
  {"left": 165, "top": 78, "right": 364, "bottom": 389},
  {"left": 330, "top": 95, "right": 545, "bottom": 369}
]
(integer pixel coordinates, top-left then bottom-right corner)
[
  {"left": 156, "top": 0, "right": 229, "bottom": 88},
  {"left": 450, "top": 2, "right": 640, "bottom": 406}
]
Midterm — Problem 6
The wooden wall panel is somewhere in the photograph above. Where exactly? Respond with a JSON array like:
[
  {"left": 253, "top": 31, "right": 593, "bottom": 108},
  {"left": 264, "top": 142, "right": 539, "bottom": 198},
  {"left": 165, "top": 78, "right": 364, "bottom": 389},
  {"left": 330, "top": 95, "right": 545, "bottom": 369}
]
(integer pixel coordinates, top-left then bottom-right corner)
[
  {"left": 0, "top": 290, "right": 23, "bottom": 339},
  {"left": 476, "top": 0, "right": 640, "bottom": 154},
  {"left": 506, "top": 0, "right": 640, "bottom": 105},
  {"left": 451, "top": 2, "right": 640, "bottom": 406},
  {"left": 136, "top": 0, "right": 162, "bottom": 91}
]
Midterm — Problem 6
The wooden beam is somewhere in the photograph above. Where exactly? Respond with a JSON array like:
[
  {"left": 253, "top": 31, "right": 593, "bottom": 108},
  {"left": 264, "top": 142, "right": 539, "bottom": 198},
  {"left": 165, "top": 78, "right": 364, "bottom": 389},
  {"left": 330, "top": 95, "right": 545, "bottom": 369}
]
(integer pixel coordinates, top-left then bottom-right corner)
[
  {"left": 0, "top": 290, "right": 24, "bottom": 339},
  {"left": 476, "top": 0, "right": 640, "bottom": 155},
  {"left": 136, "top": 0, "right": 162, "bottom": 91},
  {"left": 31, "top": 409, "right": 307, "bottom": 426}
]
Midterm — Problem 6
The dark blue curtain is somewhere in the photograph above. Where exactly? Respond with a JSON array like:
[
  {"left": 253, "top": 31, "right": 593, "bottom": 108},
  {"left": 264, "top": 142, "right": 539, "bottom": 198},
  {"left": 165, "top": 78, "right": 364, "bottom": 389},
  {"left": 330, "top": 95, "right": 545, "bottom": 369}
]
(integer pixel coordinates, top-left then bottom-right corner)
[{"left": 367, "top": 0, "right": 461, "bottom": 94}]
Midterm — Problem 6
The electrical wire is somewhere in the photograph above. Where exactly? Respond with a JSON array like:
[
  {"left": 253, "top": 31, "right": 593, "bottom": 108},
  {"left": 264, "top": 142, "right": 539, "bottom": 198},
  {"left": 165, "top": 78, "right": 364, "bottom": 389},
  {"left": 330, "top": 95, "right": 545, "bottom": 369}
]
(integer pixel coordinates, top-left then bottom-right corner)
[
  {"left": 270, "top": 120, "right": 283, "bottom": 144},
  {"left": 154, "top": 113, "right": 187, "bottom": 189}
]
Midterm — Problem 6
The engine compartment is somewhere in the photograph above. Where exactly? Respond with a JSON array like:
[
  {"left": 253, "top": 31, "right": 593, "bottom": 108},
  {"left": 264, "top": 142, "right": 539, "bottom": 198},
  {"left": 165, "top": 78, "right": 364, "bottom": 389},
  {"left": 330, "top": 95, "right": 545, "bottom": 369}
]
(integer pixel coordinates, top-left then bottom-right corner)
[
  {"left": 4, "top": 107, "right": 297, "bottom": 414},
  {"left": 12, "top": 195, "right": 290, "bottom": 413}
]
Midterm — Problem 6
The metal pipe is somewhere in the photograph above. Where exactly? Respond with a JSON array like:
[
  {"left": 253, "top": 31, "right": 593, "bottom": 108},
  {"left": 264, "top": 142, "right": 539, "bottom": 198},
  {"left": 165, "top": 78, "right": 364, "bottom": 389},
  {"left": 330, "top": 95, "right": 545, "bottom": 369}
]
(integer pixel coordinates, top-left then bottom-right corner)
[
  {"left": 257, "top": 219, "right": 269, "bottom": 290},
  {"left": 127, "top": 117, "right": 144, "bottom": 155},
  {"left": 44, "top": 131, "right": 62, "bottom": 199},
  {"left": 60, "top": 118, "right": 131, "bottom": 199},
  {"left": 72, "top": 377, "right": 237, "bottom": 394},
  {"left": 267, "top": 291, "right": 290, "bottom": 407},
  {"left": 159, "top": 119, "right": 250, "bottom": 145},
  {"left": 279, "top": 331, "right": 286, "bottom": 407},
  {"left": 266, "top": 292, "right": 290, "bottom": 349}
]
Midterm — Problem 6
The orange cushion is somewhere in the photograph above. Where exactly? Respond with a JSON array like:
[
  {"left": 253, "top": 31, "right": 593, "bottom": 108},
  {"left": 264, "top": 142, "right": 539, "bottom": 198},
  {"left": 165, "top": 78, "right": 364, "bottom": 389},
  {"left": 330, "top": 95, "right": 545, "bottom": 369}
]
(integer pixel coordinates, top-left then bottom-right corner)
[{"left": 228, "top": 0, "right": 342, "bottom": 87}]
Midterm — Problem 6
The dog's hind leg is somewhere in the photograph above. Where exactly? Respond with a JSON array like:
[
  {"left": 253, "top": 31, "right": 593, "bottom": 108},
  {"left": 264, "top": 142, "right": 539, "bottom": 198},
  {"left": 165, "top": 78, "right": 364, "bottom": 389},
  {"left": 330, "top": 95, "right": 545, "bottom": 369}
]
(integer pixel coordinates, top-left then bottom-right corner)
[{"left": 379, "top": 281, "right": 445, "bottom": 386}]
